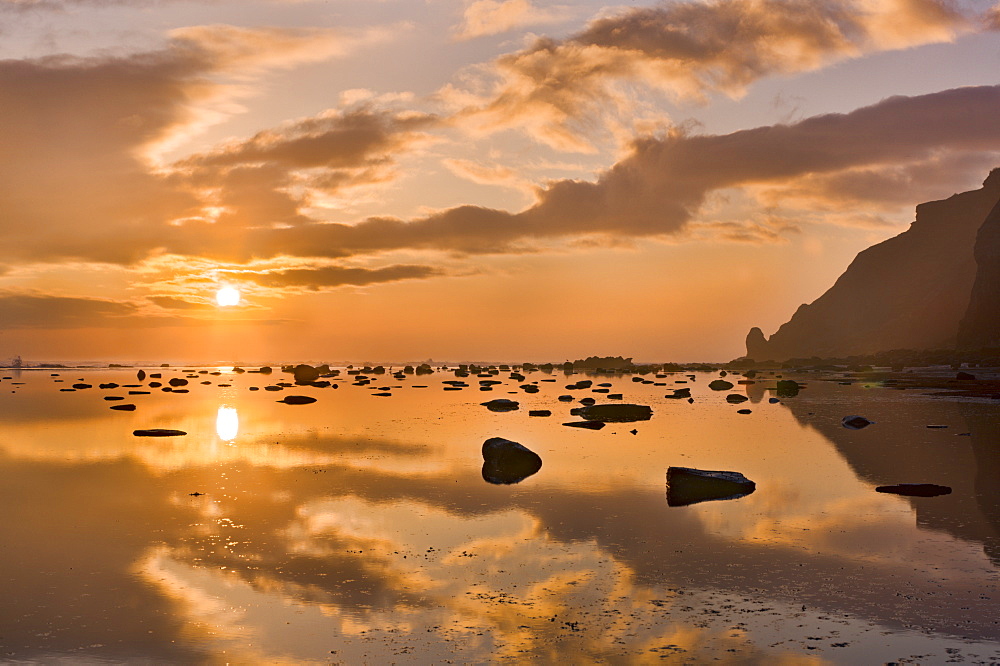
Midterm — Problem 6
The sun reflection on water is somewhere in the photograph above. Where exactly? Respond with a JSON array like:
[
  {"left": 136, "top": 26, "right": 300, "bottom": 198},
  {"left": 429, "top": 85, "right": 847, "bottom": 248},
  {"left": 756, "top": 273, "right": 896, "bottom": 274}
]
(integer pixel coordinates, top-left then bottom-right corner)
[{"left": 216, "top": 406, "right": 239, "bottom": 442}]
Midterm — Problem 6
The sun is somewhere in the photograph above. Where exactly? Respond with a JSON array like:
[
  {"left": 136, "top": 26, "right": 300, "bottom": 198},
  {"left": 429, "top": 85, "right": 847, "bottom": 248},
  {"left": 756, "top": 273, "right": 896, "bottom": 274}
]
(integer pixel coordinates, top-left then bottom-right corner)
[{"left": 215, "top": 286, "right": 241, "bottom": 307}]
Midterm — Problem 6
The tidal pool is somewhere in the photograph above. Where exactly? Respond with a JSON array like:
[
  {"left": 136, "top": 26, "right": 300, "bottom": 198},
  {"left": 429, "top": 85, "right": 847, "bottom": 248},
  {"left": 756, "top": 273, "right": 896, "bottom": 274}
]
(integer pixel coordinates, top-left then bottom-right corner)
[{"left": 1, "top": 366, "right": 998, "bottom": 663}]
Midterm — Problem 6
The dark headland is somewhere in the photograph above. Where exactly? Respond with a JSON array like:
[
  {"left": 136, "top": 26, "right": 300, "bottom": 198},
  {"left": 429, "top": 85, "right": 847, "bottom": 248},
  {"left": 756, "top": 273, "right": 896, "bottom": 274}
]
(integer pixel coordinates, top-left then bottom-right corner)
[{"left": 745, "top": 168, "right": 1000, "bottom": 363}]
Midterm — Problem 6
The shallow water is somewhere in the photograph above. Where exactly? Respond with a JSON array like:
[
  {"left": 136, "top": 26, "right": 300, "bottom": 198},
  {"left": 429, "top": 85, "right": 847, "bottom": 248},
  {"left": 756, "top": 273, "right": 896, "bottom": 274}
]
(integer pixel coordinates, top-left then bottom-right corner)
[{"left": 1, "top": 366, "right": 999, "bottom": 664}]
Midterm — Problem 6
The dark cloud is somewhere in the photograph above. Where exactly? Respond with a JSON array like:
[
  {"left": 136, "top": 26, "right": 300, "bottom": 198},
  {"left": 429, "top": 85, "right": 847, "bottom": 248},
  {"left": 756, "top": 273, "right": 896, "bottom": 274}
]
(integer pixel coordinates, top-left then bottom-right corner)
[
  {"left": 146, "top": 295, "right": 216, "bottom": 310},
  {"left": 0, "top": 292, "right": 139, "bottom": 328},
  {"left": 221, "top": 264, "right": 445, "bottom": 290},
  {"left": 221, "top": 85, "right": 1000, "bottom": 258}
]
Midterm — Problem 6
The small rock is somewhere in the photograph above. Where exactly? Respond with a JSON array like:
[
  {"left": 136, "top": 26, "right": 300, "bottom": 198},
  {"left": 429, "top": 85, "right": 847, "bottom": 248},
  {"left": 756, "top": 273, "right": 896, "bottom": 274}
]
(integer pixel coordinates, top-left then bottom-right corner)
[
  {"left": 708, "top": 379, "right": 734, "bottom": 391},
  {"left": 842, "top": 415, "right": 874, "bottom": 429},
  {"left": 875, "top": 483, "right": 952, "bottom": 497},
  {"left": 562, "top": 421, "right": 606, "bottom": 430},
  {"left": 482, "top": 398, "right": 519, "bottom": 412},
  {"left": 110, "top": 404, "right": 136, "bottom": 411},
  {"left": 278, "top": 395, "right": 317, "bottom": 405},
  {"left": 528, "top": 410, "right": 552, "bottom": 417},
  {"left": 133, "top": 429, "right": 187, "bottom": 437}
]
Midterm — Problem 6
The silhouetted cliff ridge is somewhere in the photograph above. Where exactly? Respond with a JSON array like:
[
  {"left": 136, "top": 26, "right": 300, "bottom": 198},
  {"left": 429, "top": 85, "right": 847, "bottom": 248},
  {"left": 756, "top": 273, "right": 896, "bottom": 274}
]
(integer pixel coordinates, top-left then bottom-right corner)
[
  {"left": 957, "top": 188, "right": 1000, "bottom": 349},
  {"left": 747, "top": 169, "right": 1000, "bottom": 361}
]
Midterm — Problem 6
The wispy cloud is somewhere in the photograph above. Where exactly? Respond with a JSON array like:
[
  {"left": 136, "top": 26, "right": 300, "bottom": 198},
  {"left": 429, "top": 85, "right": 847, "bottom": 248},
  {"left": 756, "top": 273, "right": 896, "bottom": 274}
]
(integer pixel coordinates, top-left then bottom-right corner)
[
  {"left": 448, "top": 0, "right": 979, "bottom": 150},
  {"left": 452, "top": 0, "right": 569, "bottom": 40}
]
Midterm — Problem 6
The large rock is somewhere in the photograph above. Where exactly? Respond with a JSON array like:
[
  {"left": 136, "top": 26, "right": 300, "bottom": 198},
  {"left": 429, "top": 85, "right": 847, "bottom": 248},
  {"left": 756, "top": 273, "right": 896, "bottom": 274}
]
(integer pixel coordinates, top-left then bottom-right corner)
[
  {"left": 746, "top": 169, "right": 1000, "bottom": 361},
  {"left": 577, "top": 403, "right": 652, "bottom": 422},
  {"left": 666, "top": 466, "right": 756, "bottom": 507},
  {"left": 481, "top": 437, "right": 542, "bottom": 484},
  {"left": 481, "top": 398, "right": 519, "bottom": 412}
]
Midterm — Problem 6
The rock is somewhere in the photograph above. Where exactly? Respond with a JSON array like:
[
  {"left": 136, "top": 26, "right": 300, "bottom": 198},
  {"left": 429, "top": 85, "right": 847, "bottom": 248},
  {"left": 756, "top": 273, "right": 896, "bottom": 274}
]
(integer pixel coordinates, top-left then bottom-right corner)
[
  {"left": 278, "top": 395, "right": 317, "bottom": 404},
  {"left": 608, "top": 393, "right": 623, "bottom": 400},
  {"left": 666, "top": 467, "right": 756, "bottom": 507},
  {"left": 768, "top": 397, "right": 780, "bottom": 404},
  {"left": 579, "top": 397, "right": 597, "bottom": 406},
  {"left": 148, "top": 382, "right": 162, "bottom": 388},
  {"left": 708, "top": 380, "right": 733, "bottom": 391},
  {"left": 562, "top": 421, "right": 606, "bottom": 430},
  {"left": 875, "top": 483, "right": 952, "bottom": 497},
  {"left": 103, "top": 396, "right": 124, "bottom": 401},
  {"left": 775, "top": 380, "right": 800, "bottom": 397},
  {"left": 372, "top": 392, "right": 392, "bottom": 397},
  {"left": 665, "top": 388, "right": 691, "bottom": 399},
  {"left": 133, "top": 429, "right": 187, "bottom": 437},
  {"left": 137, "top": 370, "right": 146, "bottom": 381},
  {"left": 99, "top": 383, "right": 119, "bottom": 389},
  {"left": 558, "top": 395, "right": 574, "bottom": 402},
  {"left": 958, "top": 173, "right": 1000, "bottom": 348},
  {"left": 577, "top": 403, "right": 652, "bottom": 422},
  {"left": 482, "top": 398, "right": 519, "bottom": 412},
  {"left": 737, "top": 408, "right": 752, "bottom": 414},
  {"left": 955, "top": 371, "right": 976, "bottom": 380},
  {"left": 842, "top": 415, "right": 874, "bottom": 429},
  {"left": 726, "top": 394, "right": 749, "bottom": 403},
  {"left": 168, "top": 377, "right": 188, "bottom": 387},
  {"left": 128, "top": 390, "right": 150, "bottom": 395},
  {"left": 72, "top": 383, "right": 92, "bottom": 389},
  {"left": 110, "top": 404, "right": 136, "bottom": 411},
  {"left": 529, "top": 410, "right": 552, "bottom": 417},
  {"left": 481, "top": 437, "right": 542, "bottom": 484},
  {"left": 292, "top": 364, "right": 320, "bottom": 384}
]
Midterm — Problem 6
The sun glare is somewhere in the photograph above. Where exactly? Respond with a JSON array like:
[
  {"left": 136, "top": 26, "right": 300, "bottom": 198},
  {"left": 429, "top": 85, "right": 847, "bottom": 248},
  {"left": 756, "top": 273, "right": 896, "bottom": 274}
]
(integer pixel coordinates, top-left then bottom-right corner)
[{"left": 215, "top": 286, "right": 241, "bottom": 307}]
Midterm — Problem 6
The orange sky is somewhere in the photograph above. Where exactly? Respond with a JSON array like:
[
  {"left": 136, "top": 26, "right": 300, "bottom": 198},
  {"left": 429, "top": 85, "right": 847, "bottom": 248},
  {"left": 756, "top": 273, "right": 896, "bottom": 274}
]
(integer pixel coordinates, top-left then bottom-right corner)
[{"left": 1, "top": 0, "right": 999, "bottom": 363}]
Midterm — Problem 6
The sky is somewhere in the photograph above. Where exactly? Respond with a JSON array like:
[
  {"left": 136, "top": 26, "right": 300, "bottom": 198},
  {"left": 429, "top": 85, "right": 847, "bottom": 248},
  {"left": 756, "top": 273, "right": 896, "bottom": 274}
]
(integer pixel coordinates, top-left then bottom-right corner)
[{"left": 1, "top": 0, "right": 999, "bottom": 364}]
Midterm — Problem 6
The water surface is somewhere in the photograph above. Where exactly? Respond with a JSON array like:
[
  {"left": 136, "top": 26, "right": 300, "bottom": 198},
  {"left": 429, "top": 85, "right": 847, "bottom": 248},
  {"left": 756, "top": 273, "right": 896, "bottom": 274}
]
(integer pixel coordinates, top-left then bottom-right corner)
[{"left": 2, "top": 367, "right": 998, "bottom": 663}]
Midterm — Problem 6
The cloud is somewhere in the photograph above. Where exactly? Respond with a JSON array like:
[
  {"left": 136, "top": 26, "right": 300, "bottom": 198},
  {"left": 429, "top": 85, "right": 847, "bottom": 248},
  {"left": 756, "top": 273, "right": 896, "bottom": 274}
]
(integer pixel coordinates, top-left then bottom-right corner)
[
  {"left": 451, "top": 0, "right": 977, "bottom": 149},
  {"left": 0, "top": 292, "right": 139, "bottom": 328},
  {"left": 218, "top": 264, "right": 445, "bottom": 290},
  {"left": 147, "top": 295, "right": 217, "bottom": 310},
  {"left": 0, "top": 27, "right": 402, "bottom": 264},
  {"left": 229, "top": 85, "right": 1000, "bottom": 257},
  {"left": 452, "top": 0, "right": 568, "bottom": 40}
]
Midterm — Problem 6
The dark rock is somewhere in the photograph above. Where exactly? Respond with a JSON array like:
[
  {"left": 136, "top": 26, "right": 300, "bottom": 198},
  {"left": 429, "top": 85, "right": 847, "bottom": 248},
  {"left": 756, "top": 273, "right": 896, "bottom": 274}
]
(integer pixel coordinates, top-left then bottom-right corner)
[
  {"left": 577, "top": 403, "right": 652, "bottom": 422},
  {"left": 149, "top": 373, "right": 161, "bottom": 378},
  {"left": 72, "top": 383, "right": 92, "bottom": 389},
  {"left": 128, "top": 391, "right": 150, "bottom": 395},
  {"left": 665, "top": 388, "right": 691, "bottom": 399},
  {"left": 775, "top": 380, "right": 800, "bottom": 397},
  {"left": 372, "top": 392, "right": 392, "bottom": 397},
  {"left": 842, "top": 415, "right": 874, "bottom": 429},
  {"left": 608, "top": 393, "right": 623, "bottom": 400},
  {"left": 768, "top": 397, "right": 780, "bottom": 404},
  {"left": 875, "top": 483, "right": 952, "bottom": 497},
  {"left": 558, "top": 395, "right": 574, "bottom": 402},
  {"left": 110, "top": 404, "right": 136, "bottom": 411},
  {"left": 133, "top": 429, "right": 187, "bottom": 437},
  {"left": 99, "top": 383, "right": 119, "bottom": 389},
  {"left": 148, "top": 382, "right": 162, "bottom": 388},
  {"left": 292, "top": 364, "right": 321, "bottom": 384},
  {"left": 708, "top": 379, "right": 734, "bottom": 391},
  {"left": 528, "top": 410, "right": 551, "bottom": 417},
  {"left": 666, "top": 466, "right": 756, "bottom": 507},
  {"left": 737, "top": 408, "right": 752, "bottom": 414},
  {"left": 264, "top": 386, "right": 283, "bottom": 391},
  {"left": 562, "top": 421, "right": 606, "bottom": 430},
  {"left": 482, "top": 398, "right": 519, "bottom": 412},
  {"left": 579, "top": 397, "right": 596, "bottom": 405},
  {"left": 481, "top": 437, "right": 542, "bottom": 484},
  {"left": 168, "top": 378, "right": 188, "bottom": 387},
  {"left": 137, "top": 370, "right": 146, "bottom": 381},
  {"left": 103, "top": 396, "right": 124, "bottom": 401},
  {"left": 726, "top": 394, "right": 749, "bottom": 404},
  {"left": 278, "top": 395, "right": 317, "bottom": 404},
  {"left": 955, "top": 371, "right": 976, "bottom": 380}
]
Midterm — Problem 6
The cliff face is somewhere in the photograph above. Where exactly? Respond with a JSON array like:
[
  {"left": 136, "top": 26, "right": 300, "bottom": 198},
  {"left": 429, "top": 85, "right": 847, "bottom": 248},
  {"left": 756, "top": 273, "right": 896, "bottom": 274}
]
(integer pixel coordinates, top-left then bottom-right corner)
[
  {"left": 747, "top": 169, "right": 1000, "bottom": 361},
  {"left": 957, "top": 194, "right": 1000, "bottom": 349}
]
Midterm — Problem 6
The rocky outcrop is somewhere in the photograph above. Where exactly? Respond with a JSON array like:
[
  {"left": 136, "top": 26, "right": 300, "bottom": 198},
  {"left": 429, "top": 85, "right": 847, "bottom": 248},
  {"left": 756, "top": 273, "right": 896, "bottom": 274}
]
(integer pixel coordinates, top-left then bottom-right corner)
[
  {"left": 746, "top": 169, "right": 1000, "bottom": 361},
  {"left": 957, "top": 194, "right": 1000, "bottom": 348}
]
